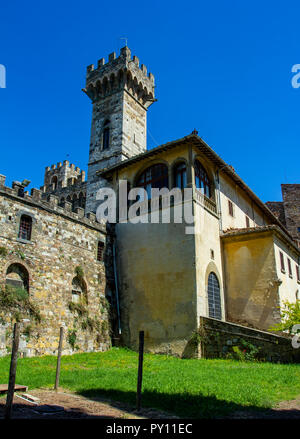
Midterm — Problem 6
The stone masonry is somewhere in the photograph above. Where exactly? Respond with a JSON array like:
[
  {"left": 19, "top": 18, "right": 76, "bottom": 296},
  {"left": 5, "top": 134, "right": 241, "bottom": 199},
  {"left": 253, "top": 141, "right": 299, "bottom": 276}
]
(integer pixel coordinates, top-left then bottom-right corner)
[
  {"left": 84, "top": 46, "right": 156, "bottom": 214},
  {"left": 40, "top": 160, "right": 87, "bottom": 211},
  {"left": 266, "top": 184, "right": 300, "bottom": 247},
  {"left": 0, "top": 175, "right": 113, "bottom": 357}
]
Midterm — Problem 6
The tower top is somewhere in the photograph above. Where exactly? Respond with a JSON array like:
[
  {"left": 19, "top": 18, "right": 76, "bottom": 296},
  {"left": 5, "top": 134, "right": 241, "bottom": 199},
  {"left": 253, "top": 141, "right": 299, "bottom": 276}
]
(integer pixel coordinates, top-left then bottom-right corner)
[{"left": 84, "top": 46, "right": 155, "bottom": 109}]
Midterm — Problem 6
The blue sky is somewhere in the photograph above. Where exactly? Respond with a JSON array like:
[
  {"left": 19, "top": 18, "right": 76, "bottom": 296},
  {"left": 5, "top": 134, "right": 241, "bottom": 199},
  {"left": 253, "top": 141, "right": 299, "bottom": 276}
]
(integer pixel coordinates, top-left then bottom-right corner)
[{"left": 0, "top": 0, "right": 299, "bottom": 202}]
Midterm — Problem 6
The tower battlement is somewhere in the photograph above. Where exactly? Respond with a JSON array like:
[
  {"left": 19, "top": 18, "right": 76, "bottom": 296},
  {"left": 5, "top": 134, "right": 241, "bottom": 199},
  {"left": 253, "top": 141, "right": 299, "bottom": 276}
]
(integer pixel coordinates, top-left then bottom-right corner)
[
  {"left": 84, "top": 46, "right": 155, "bottom": 108},
  {"left": 84, "top": 46, "right": 156, "bottom": 213},
  {"left": 43, "top": 160, "right": 86, "bottom": 191}
]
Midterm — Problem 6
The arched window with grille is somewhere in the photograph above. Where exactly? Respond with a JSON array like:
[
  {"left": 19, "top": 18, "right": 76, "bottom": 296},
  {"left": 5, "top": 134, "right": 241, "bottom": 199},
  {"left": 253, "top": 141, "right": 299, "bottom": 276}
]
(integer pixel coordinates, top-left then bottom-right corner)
[
  {"left": 18, "top": 215, "right": 32, "bottom": 241},
  {"left": 194, "top": 160, "right": 211, "bottom": 198},
  {"left": 174, "top": 162, "right": 187, "bottom": 190},
  {"left": 103, "top": 120, "right": 110, "bottom": 150},
  {"left": 136, "top": 163, "right": 168, "bottom": 199},
  {"left": 207, "top": 272, "right": 222, "bottom": 320}
]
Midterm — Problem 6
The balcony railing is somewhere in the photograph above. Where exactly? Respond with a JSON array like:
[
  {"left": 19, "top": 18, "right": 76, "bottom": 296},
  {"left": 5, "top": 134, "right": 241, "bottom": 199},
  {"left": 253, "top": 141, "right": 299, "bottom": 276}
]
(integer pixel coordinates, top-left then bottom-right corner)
[{"left": 194, "top": 189, "right": 218, "bottom": 216}]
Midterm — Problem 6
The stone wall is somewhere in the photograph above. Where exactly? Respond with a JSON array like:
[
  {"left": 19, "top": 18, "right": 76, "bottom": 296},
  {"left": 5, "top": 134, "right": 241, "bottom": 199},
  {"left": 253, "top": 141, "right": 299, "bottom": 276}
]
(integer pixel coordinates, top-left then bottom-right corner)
[
  {"left": 265, "top": 201, "right": 286, "bottom": 226},
  {"left": 0, "top": 177, "right": 114, "bottom": 357},
  {"left": 199, "top": 316, "right": 300, "bottom": 363},
  {"left": 281, "top": 184, "right": 300, "bottom": 246},
  {"left": 84, "top": 46, "right": 155, "bottom": 214}
]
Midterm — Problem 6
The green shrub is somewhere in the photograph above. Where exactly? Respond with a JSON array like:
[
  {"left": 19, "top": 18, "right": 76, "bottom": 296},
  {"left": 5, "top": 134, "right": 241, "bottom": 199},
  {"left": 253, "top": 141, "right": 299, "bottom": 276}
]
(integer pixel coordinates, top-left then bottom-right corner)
[
  {"left": 0, "top": 285, "right": 41, "bottom": 323},
  {"left": 0, "top": 247, "right": 8, "bottom": 257},
  {"left": 270, "top": 300, "right": 300, "bottom": 334},
  {"left": 67, "top": 329, "right": 77, "bottom": 350}
]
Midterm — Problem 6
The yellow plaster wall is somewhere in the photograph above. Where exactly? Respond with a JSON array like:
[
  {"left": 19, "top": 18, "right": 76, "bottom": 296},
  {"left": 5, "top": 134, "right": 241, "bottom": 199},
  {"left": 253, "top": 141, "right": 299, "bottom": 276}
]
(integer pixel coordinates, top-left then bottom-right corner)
[{"left": 222, "top": 233, "right": 281, "bottom": 331}]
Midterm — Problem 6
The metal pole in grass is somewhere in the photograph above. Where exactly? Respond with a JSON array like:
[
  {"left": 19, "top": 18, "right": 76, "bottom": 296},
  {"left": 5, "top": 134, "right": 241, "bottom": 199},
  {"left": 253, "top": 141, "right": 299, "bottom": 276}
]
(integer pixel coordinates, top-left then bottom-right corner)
[
  {"left": 136, "top": 330, "right": 144, "bottom": 412},
  {"left": 54, "top": 327, "right": 64, "bottom": 391},
  {"left": 5, "top": 322, "right": 20, "bottom": 420}
]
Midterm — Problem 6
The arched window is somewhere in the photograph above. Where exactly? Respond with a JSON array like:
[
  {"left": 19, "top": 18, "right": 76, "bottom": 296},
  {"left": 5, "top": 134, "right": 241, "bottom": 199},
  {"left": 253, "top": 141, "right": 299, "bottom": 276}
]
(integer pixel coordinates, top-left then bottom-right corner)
[
  {"left": 18, "top": 215, "right": 32, "bottom": 241},
  {"left": 6, "top": 263, "right": 29, "bottom": 292},
  {"left": 72, "top": 194, "right": 78, "bottom": 211},
  {"left": 51, "top": 176, "right": 58, "bottom": 190},
  {"left": 194, "top": 160, "right": 211, "bottom": 198},
  {"left": 79, "top": 192, "right": 85, "bottom": 208},
  {"left": 207, "top": 272, "right": 221, "bottom": 320},
  {"left": 103, "top": 120, "right": 110, "bottom": 150},
  {"left": 174, "top": 162, "right": 187, "bottom": 189},
  {"left": 136, "top": 164, "right": 168, "bottom": 199},
  {"left": 71, "top": 276, "right": 87, "bottom": 304}
]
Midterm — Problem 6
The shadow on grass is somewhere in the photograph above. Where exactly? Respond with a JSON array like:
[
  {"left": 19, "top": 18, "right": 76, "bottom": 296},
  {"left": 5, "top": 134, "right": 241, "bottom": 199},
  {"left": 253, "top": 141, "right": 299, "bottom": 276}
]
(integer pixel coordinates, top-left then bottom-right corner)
[{"left": 76, "top": 388, "right": 270, "bottom": 419}]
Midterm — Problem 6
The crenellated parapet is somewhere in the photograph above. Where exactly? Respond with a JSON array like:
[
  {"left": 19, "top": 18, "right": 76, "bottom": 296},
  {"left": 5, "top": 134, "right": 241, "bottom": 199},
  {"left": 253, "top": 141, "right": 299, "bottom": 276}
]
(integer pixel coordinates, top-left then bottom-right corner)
[
  {"left": 43, "top": 160, "right": 86, "bottom": 190},
  {"left": 0, "top": 175, "right": 104, "bottom": 232},
  {"left": 84, "top": 46, "right": 155, "bottom": 109}
]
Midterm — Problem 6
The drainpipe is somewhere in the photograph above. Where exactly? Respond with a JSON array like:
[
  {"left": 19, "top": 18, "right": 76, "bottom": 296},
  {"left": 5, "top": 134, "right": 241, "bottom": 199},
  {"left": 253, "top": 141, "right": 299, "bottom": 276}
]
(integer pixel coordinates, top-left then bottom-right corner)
[
  {"left": 216, "top": 169, "right": 222, "bottom": 231},
  {"left": 113, "top": 240, "right": 121, "bottom": 335}
]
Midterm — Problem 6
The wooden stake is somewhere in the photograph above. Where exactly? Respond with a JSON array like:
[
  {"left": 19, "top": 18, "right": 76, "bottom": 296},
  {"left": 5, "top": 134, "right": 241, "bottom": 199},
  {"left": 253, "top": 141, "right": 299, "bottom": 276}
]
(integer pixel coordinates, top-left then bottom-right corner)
[
  {"left": 136, "top": 330, "right": 144, "bottom": 411},
  {"left": 5, "top": 323, "right": 20, "bottom": 420},
  {"left": 54, "top": 327, "right": 64, "bottom": 391}
]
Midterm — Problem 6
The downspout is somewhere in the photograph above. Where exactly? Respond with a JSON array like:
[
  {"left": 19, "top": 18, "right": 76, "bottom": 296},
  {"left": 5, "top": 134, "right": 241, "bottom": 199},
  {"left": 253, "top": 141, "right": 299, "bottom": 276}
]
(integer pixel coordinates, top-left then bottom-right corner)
[
  {"left": 216, "top": 169, "right": 222, "bottom": 232},
  {"left": 113, "top": 240, "right": 121, "bottom": 335}
]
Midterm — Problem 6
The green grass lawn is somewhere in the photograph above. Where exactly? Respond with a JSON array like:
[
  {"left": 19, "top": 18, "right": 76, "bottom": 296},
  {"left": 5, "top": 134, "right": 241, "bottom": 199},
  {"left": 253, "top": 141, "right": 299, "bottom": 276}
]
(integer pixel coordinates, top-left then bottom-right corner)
[{"left": 0, "top": 347, "right": 299, "bottom": 418}]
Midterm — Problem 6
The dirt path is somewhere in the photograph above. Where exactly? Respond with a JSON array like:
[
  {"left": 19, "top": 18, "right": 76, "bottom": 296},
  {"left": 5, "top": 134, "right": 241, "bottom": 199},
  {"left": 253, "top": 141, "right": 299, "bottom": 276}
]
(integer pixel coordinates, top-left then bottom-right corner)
[
  {"left": 227, "top": 398, "right": 300, "bottom": 419},
  {"left": 0, "top": 389, "right": 176, "bottom": 419},
  {"left": 1, "top": 389, "right": 300, "bottom": 419}
]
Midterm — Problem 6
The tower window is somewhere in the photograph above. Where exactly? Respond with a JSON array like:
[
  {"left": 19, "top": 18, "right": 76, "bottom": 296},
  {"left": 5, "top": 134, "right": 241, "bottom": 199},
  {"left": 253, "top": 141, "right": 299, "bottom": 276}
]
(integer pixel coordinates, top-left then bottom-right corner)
[
  {"left": 288, "top": 258, "right": 292, "bottom": 277},
  {"left": 103, "top": 120, "right": 110, "bottom": 150},
  {"left": 246, "top": 216, "right": 250, "bottom": 228},
  {"left": 97, "top": 241, "right": 104, "bottom": 261},
  {"left": 51, "top": 176, "right": 58, "bottom": 190},
  {"left": 18, "top": 215, "right": 32, "bottom": 241}
]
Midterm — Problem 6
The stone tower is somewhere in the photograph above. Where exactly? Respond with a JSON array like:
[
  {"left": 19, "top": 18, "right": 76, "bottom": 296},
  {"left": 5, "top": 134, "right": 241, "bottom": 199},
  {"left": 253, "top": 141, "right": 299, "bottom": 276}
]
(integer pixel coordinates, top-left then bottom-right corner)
[{"left": 84, "top": 46, "right": 156, "bottom": 213}]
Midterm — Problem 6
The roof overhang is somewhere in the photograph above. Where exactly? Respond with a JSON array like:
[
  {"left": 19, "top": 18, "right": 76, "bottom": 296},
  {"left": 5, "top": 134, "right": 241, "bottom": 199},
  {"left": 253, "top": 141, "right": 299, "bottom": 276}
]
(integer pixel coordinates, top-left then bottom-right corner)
[
  {"left": 221, "top": 225, "right": 300, "bottom": 257},
  {"left": 96, "top": 133, "right": 296, "bottom": 243}
]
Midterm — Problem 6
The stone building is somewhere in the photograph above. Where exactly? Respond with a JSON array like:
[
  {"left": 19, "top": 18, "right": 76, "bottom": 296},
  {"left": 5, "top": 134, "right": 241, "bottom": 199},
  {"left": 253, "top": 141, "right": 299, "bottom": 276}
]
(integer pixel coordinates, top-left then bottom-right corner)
[
  {"left": 266, "top": 185, "right": 300, "bottom": 248},
  {"left": 0, "top": 46, "right": 299, "bottom": 360}
]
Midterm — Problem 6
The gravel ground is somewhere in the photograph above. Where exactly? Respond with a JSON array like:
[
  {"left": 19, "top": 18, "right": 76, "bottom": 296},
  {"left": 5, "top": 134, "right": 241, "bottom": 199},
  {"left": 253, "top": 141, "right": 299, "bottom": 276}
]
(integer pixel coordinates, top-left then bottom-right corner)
[
  {"left": 0, "top": 389, "right": 177, "bottom": 419},
  {"left": 1, "top": 389, "right": 299, "bottom": 419}
]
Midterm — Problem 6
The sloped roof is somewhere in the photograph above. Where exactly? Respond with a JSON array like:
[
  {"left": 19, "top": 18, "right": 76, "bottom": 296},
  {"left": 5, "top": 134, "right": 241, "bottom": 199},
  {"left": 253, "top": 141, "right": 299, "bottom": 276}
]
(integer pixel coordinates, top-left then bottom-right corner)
[
  {"left": 98, "top": 133, "right": 293, "bottom": 241},
  {"left": 221, "top": 225, "right": 300, "bottom": 256}
]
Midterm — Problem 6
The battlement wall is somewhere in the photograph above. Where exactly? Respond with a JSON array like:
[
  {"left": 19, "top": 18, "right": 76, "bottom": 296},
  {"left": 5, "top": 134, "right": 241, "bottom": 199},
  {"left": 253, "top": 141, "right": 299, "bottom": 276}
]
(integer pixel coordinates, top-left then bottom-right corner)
[
  {"left": 85, "top": 46, "right": 155, "bottom": 105},
  {"left": 0, "top": 175, "right": 103, "bottom": 232}
]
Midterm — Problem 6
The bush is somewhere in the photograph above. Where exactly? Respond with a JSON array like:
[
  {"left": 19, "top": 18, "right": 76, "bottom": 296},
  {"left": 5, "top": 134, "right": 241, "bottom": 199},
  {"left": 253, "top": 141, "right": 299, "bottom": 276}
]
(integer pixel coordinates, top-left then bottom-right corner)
[
  {"left": 0, "top": 285, "right": 41, "bottom": 323},
  {"left": 270, "top": 300, "right": 300, "bottom": 334}
]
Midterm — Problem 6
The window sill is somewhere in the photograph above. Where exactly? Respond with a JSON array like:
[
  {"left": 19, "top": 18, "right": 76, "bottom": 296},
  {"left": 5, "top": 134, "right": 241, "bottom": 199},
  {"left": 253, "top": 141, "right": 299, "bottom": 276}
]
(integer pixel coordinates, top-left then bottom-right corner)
[
  {"left": 16, "top": 238, "right": 33, "bottom": 245},
  {"left": 281, "top": 269, "right": 286, "bottom": 274},
  {"left": 289, "top": 275, "right": 293, "bottom": 279}
]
